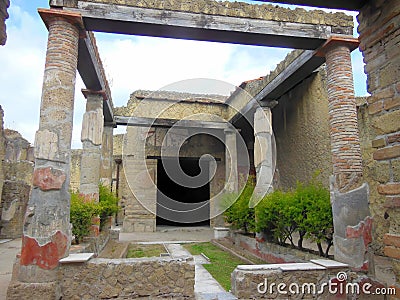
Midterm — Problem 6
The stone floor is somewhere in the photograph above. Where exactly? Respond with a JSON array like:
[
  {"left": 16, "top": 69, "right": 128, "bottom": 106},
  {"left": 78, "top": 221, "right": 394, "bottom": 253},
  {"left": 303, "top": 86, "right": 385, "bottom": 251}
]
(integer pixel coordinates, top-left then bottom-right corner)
[{"left": 0, "top": 238, "right": 20, "bottom": 300}]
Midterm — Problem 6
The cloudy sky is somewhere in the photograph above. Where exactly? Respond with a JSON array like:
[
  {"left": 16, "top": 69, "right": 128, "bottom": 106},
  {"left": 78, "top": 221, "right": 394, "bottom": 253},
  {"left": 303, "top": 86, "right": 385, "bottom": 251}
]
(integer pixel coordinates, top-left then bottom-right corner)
[{"left": 0, "top": 0, "right": 367, "bottom": 149}]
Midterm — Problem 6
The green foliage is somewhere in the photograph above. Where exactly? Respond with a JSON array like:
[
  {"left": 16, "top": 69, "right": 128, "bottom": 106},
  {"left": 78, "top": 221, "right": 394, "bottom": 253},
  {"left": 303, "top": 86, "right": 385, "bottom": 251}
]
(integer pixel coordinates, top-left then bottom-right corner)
[
  {"left": 255, "top": 173, "right": 333, "bottom": 256},
  {"left": 98, "top": 184, "right": 119, "bottom": 229},
  {"left": 223, "top": 177, "right": 256, "bottom": 233},
  {"left": 70, "top": 184, "right": 119, "bottom": 243},
  {"left": 70, "top": 192, "right": 99, "bottom": 244}
]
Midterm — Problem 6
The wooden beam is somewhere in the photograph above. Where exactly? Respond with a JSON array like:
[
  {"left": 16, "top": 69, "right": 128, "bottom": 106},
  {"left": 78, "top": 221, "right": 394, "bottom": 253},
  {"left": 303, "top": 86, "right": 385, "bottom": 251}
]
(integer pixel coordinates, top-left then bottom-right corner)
[
  {"left": 252, "top": 0, "right": 366, "bottom": 11},
  {"left": 230, "top": 49, "right": 325, "bottom": 124},
  {"left": 115, "top": 116, "right": 229, "bottom": 130},
  {"left": 77, "top": 33, "right": 114, "bottom": 122},
  {"left": 70, "top": 1, "right": 334, "bottom": 49}
]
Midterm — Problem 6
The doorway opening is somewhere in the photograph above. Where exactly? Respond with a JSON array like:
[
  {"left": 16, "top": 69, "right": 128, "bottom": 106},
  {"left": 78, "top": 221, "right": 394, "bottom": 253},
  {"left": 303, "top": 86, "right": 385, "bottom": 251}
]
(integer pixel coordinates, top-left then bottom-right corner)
[{"left": 156, "top": 157, "right": 210, "bottom": 227}]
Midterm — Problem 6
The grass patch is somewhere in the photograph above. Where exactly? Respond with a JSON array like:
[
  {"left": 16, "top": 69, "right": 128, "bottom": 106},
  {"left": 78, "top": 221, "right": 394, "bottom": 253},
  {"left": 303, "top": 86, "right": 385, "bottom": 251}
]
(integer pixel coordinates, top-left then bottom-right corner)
[
  {"left": 183, "top": 242, "right": 246, "bottom": 291},
  {"left": 126, "top": 243, "right": 166, "bottom": 258}
]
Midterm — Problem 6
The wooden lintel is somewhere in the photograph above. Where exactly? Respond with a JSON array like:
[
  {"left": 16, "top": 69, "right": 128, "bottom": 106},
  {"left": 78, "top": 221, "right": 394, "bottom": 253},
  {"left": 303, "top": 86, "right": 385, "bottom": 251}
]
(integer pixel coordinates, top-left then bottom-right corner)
[
  {"left": 70, "top": 1, "right": 334, "bottom": 49},
  {"left": 316, "top": 36, "right": 360, "bottom": 57},
  {"left": 38, "top": 8, "right": 86, "bottom": 38},
  {"left": 230, "top": 49, "right": 325, "bottom": 123},
  {"left": 115, "top": 116, "right": 229, "bottom": 130}
]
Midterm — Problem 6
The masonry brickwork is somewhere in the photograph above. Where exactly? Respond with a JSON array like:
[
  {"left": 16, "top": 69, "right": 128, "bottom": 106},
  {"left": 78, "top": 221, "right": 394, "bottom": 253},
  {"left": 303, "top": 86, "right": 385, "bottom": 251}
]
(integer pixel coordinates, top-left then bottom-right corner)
[{"left": 357, "top": 0, "right": 400, "bottom": 292}]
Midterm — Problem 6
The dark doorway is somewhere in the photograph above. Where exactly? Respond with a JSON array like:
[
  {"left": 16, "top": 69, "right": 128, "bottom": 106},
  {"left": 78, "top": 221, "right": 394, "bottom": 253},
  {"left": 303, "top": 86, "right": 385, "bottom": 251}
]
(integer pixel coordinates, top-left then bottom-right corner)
[{"left": 156, "top": 158, "right": 210, "bottom": 227}]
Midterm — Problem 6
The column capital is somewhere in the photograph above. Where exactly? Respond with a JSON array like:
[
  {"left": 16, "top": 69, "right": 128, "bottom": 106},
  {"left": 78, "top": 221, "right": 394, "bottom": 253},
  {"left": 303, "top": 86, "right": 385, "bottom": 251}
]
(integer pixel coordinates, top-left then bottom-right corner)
[
  {"left": 38, "top": 8, "right": 86, "bottom": 38},
  {"left": 316, "top": 36, "right": 359, "bottom": 57},
  {"left": 81, "top": 89, "right": 107, "bottom": 101}
]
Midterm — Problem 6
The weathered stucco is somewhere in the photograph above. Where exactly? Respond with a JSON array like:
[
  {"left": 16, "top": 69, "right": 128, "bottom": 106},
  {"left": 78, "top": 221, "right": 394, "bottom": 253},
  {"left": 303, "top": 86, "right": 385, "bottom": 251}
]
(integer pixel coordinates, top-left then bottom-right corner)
[{"left": 273, "top": 67, "right": 331, "bottom": 189}]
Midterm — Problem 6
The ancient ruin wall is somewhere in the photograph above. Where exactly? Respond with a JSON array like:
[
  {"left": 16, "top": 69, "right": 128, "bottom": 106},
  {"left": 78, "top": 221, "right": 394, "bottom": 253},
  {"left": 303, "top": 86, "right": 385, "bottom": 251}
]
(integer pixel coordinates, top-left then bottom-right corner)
[
  {"left": 0, "top": 106, "right": 5, "bottom": 222},
  {"left": 76, "top": 0, "right": 353, "bottom": 31},
  {"left": 70, "top": 149, "right": 82, "bottom": 192},
  {"left": 357, "top": 0, "right": 400, "bottom": 289},
  {"left": 114, "top": 90, "right": 228, "bottom": 122},
  {"left": 0, "top": 129, "right": 34, "bottom": 239},
  {"left": 0, "top": 0, "right": 9, "bottom": 45},
  {"left": 273, "top": 67, "right": 331, "bottom": 189}
]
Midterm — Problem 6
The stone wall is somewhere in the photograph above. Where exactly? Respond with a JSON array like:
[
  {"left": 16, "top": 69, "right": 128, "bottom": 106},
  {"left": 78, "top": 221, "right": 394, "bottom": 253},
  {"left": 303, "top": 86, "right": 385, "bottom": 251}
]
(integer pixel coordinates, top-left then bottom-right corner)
[
  {"left": 70, "top": 149, "right": 82, "bottom": 192},
  {"left": 357, "top": 0, "right": 400, "bottom": 292},
  {"left": 114, "top": 90, "right": 228, "bottom": 122},
  {"left": 0, "top": 129, "right": 34, "bottom": 239},
  {"left": 59, "top": 257, "right": 195, "bottom": 299},
  {"left": 272, "top": 68, "right": 331, "bottom": 189},
  {"left": 0, "top": 0, "right": 9, "bottom": 46},
  {"left": 0, "top": 106, "right": 4, "bottom": 227}
]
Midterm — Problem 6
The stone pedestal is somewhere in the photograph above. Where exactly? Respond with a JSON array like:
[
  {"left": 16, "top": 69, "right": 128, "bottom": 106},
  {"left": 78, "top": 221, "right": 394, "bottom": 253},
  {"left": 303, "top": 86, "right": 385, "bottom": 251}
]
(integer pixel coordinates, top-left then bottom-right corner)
[
  {"left": 7, "top": 9, "right": 85, "bottom": 299},
  {"left": 320, "top": 37, "right": 371, "bottom": 269}
]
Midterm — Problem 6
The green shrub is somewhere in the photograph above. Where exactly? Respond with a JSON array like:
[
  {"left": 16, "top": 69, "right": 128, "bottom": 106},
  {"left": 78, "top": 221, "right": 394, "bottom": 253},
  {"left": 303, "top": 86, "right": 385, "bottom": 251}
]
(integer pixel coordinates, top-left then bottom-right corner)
[
  {"left": 98, "top": 184, "right": 119, "bottom": 229},
  {"left": 70, "top": 192, "right": 99, "bottom": 244},
  {"left": 70, "top": 184, "right": 119, "bottom": 243},
  {"left": 223, "top": 177, "right": 256, "bottom": 234},
  {"left": 255, "top": 174, "right": 333, "bottom": 256}
]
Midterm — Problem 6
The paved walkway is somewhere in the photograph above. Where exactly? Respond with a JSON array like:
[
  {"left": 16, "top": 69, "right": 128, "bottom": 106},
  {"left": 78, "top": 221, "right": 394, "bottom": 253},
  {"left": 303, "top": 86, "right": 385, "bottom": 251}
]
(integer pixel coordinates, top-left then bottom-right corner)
[
  {"left": 0, "top": 239, "right": 21, "bottom": 300},
  {"left": 166, "top": 243, "right": 237, "bottom": 300}
]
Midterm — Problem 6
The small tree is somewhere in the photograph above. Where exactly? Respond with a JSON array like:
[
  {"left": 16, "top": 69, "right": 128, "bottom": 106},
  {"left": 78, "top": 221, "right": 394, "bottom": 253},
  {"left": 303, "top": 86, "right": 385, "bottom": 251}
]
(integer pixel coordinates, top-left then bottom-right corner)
[
  {"left": 98, "top": 183, "right": 119, "bottom": 229},
  {"left": 70, "top": 192, "right": 99, "bottom": 244}
]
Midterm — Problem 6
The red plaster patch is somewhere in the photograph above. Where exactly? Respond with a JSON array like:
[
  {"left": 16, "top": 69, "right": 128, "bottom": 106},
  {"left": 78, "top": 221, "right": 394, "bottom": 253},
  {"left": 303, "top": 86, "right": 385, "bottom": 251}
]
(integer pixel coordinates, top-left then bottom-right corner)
[
  {"left": 20, "top": 231, "right": 68, "bottom": 270},
  {"left": 346, "top": 216, "right": 373, "bottom": 248},
  {"left": 33, "top": 167, "right": 66, "bottom": 191}
]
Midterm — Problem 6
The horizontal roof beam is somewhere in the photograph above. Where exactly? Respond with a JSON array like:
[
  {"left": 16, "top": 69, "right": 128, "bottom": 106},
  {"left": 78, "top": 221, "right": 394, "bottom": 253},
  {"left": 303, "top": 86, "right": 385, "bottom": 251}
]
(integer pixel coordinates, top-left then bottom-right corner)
[
  {"left": 252, "top": 0, "right": 366, "bottom": 11},
  {"left": 70, "top": 1, "right": 336, "bottom": 49},
  {"left": 115, "top": 116, "right": 229, "bottom": 130},
  {"left": 78, "top": 32, "right": 114, "bottom": 122}
]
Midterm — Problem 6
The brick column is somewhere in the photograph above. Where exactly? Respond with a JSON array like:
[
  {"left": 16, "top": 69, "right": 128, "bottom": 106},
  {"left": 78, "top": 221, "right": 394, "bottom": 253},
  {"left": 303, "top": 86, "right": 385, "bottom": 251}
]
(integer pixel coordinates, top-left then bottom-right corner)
[
  {"left": 319, "top": 37, "right": 371, "bottom": 269},
  {"left": 80, "top": 90, "right": 104, "bottom": 236},
  {"left": 323, "top": 37, "right": 363, "bottom": 192},
  {"left": 225, "top": 128, "right": 238, "bottom": 192},
  {"left": 10, "top": 9, "right": 85, "bottom": 295}
]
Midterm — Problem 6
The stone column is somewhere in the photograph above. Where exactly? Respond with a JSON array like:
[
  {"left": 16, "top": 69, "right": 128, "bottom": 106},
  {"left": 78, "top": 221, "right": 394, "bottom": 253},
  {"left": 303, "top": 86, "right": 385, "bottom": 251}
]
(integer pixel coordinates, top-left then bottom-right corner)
[
  {"left": 224, "top": 128, "right": 238, "bottom": 193},
  {"left": 8, "top": 9, "right": 85, "bottom": 298},
  {"left": 80, "top": 90, "right": 104, "bottom": 236},
  {"left": 100, "top": 125, "right": 114, "bottom": 188},
  {"left": 320, "top": 37, "right": 371, "bottom": 269},
  {"left": 252, "top": 107, "right": 274, "bottom": 203},
  {"left": 80, "top": 90, "right": 104, "bottom": 201}
]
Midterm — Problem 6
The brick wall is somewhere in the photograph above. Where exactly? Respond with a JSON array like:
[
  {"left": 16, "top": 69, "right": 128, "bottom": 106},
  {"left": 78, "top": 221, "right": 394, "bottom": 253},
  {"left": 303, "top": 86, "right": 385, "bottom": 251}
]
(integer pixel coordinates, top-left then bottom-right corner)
[{"left": 358, "top": 0, "right": 400, "bottom": 293}]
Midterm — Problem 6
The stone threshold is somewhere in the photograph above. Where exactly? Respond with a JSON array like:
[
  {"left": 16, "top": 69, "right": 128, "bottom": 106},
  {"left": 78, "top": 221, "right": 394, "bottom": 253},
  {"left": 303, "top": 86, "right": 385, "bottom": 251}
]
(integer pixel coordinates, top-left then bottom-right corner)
[
  {"left": 237, "top": 259, "right": 348, "bottom": 272},
  {"left": 59, "top": 253, "right": 94, "bottom": 263}
]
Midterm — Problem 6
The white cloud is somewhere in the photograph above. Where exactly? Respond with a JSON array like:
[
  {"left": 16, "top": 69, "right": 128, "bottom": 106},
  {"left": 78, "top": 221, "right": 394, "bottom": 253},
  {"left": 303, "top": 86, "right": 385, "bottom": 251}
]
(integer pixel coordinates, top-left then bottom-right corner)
[{"left": 1, "top": 1, "right": 369, "bottom": 149}]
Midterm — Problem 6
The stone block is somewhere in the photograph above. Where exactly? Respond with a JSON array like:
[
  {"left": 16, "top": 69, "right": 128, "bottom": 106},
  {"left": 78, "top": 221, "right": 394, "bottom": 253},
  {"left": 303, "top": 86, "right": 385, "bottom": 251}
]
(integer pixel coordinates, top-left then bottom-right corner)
[
  {"left": 373, "top": 145, "right": 400, "bottom": 160},
  {"left": 371, "top": 137, "right": 386, "bottom": 148},
  {"left": 81, "top": 108, "right": 104, "bottom": 145},
  {"left": 377, "top": 183, "right": 400, "bottom": 195},
  {"left": 34, "top": 129, "right": 59, "bottom": 161},
  {"left": 384, "top": 246, "right": 400, "bottom": 260},
  {"left": 372, "top": 110, "right": 400, "bottom": 135}
]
